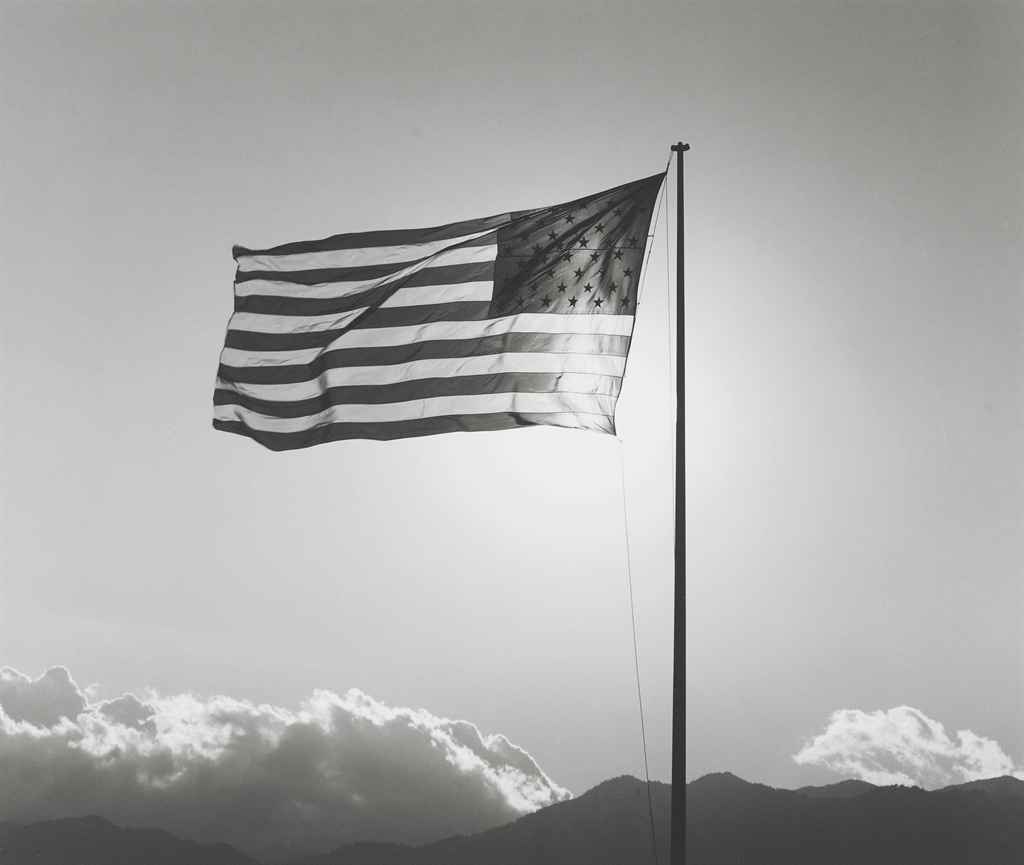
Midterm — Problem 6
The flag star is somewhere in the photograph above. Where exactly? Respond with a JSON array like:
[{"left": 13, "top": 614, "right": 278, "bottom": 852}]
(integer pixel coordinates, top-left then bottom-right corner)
[
  {"left": 541, "top": 295, "right": 551, "bottom": 306},
  {"left": 613, "top": 249, "right": 624, "bottom": 260},
  {"left": 609, "top": 281, "right": 617, "bottom": 293},
  {"left": 578, "top": 236, "right": 588, "bottom": 247},
  {"left": 590, "top": 252, "right": 600, "bottom": 262},
  {"left": 584, "top": 282, "right": 593, "bottom": 292},
  {"left": 574, "top": 267, "right": 583, "bottom": 279},
  {"left": 546, "top": 268, "right": 555, "bottom": 278},
  {"left": 568, "top": 295, "right": 578, "bottom": 307},
  {"left": 548, "top": 230, "right": 558, "bottom": 241},
  {"left": 594, "top": 297, "right": 604, "bottom": 307},
  {"left": 624, "top": 267, "right": 634, "bottom": 277},
  {"left": 562, "top": 252, "right": 573, "bottom": 262},
  {"left": 557, "top": 281, "right": 567, "bottom": 291},
  {"left": 565, "top": 213, "right": 576, "bottom": 223},
  {"left": 598, "top": 268, "right": 606, "bottom": 277},
  {"left": 620, "top": 297, "right": 630, "bottom": 308},
  {"left": 627, "top": 235, "right": 639, "bottom": 246},
  {"left": 613, "top": 208, "right": 622, "bottom": 217},
  {"left": 532, "top": 243, "right": 542, "bottom": 255},
  {"left": 595, "top": 222, "right": 605, "bottom": 233}
]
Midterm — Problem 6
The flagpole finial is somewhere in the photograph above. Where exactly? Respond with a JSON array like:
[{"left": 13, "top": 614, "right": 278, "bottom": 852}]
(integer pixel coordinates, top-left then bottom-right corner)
[{"left": 670, "top": 142, "right": 690, "bottom": 152}]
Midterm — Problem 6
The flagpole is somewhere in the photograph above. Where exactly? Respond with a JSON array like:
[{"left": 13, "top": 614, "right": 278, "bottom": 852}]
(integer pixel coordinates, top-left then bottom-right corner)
[{"left": 670, "top": 140, "right": 689, "bottom": 865}]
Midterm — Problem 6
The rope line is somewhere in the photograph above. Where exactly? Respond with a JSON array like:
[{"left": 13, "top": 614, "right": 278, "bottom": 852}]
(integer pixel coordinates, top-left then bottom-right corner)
[
  {"left": 617, "top": 440, "right": 660, "bottom": 865},
  {"left": 665, "top": 155, "right": 676, "bottom": 386},
  {"left": 613, "top": 158, "right": 672, "bottom": 865},
  {"left": 666, "top": 153, "right": 677, "bottom": 524}
]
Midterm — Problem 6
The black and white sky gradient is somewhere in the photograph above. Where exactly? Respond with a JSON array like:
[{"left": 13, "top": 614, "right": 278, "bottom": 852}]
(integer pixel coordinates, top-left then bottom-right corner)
[{"left": 1, "top": 0, "right": 1021, "bottom": 850}]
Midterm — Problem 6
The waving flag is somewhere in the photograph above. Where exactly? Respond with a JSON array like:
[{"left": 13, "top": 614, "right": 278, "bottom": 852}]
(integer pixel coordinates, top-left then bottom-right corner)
[{"left": 213, "top": 173, "right": 664, "bottom": 450}]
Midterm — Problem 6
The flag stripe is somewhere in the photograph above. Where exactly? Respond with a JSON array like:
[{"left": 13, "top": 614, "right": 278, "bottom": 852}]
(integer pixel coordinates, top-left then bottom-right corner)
[
  {"left": 226, "top": 301, "right": 492, "bottom": 343},
  {"left": 213, "top": 391, "right": 617, "bottom": 432},
  {"left": 332, "top": 313, "right": 634, "bottom": 347},
  {"left": 216, "top": 351, "right": 626, "bottom": 396},
  {"left": 234, "top": 275, "right": 388, "bottom": 300},
  {"left": 380, "top": 281, "right": 493, "bottom": 308},
  {"left": 234, "top": 242, "right": 498, "bottom": 286},
  {"left": 236, "top": 230, "right": 496, "bottom": 273},
  {"left": 232, "top": 211, "right": 521, "bottom": 259},
  {"left": 225, "top": 311, "right": 632, "bottom": 354},
  {"left": 353, "top": 301, "right": 494, "bottom": 330},
  {"left": 215, "top": 371, "right": 622, "bottom": 416},
  {"left": 234, "top": 262, "right": 495, "bottom": 314},
  {"left": 235, "top": 276, "right": 493, "bottom": 305},
  {"left": 213, "top": 410, "right": 612, "bottom": 450},
  {"left": 224, "top": 328, "right": 355, "bottom": 352},
  {"left": 227, "top": 308, "right": 369, "bottom": 335},
  {"left": 218, "top": 332, "right": 632, "bottom": 382}
]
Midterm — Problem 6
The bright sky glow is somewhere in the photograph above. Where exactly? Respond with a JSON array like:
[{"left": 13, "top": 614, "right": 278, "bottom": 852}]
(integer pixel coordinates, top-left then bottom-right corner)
[{"left": 1, "top": 1, "right": 1020, "bottom": 799}]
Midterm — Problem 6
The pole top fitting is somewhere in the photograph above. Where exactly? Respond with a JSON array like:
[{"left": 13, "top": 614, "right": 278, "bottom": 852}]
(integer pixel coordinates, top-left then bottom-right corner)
[{"left": 670, "top": 142, "right": 690, "bottom": 152}]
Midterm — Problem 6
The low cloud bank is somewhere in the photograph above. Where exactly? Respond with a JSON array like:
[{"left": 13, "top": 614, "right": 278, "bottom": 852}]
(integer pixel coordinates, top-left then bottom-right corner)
[
  {"left": 0, "top": 666, "right": 570, "bottom": 858},
  {"left": 793, "top": 705, "right": 1023, "bottom": 788}
]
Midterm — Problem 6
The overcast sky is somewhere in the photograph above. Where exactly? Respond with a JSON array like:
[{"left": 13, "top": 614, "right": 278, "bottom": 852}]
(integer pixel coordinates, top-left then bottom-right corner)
[{"left": 1, "top": 0, "right": 1021, "bottom": 828}]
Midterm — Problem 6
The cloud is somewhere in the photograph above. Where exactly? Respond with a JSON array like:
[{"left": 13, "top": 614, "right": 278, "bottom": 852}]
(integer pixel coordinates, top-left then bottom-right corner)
[
  {"left": 0, "top": 666, "right": 570, "bottom": 859},
  {"left": 0, "top": 666, "right": 86, "bottom": 727},
  {"left": 793, "top": 705, "right": 1024, "bottom": 788}
]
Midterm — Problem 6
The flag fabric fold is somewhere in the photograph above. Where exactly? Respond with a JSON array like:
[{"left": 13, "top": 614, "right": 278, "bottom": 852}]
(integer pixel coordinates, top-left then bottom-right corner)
[{"left": 213, "top": 172, "right": 664, "bottom": 450}]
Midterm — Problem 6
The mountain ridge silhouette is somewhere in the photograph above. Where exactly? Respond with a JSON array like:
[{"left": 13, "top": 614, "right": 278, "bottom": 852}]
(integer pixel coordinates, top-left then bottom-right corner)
[
  {"left": 1, "top": 773, "right": 1022, "bottom": 864},
  {"left": 684, "top": 771, "right": 1024, "bottom": 865},
  {"left": 0, "top": 814, "right": 258, "bottom": 864}
]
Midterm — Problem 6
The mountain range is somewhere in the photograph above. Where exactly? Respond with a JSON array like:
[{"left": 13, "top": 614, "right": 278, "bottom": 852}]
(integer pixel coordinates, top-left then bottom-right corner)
[
  {"left": 686, "top": 771, "right": 1024, "bottom": 865},
  {"left": 0, "top": 815, "right": 256, "bottom": 865},
  {"left": 1, "top": 772, "right": 1021, "bottom": 864}
]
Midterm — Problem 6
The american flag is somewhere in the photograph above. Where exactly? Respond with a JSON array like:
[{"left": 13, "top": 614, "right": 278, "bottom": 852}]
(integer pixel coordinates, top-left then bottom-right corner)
[{"left": 213, "top": 173, "right": 664, "bottom": 450}]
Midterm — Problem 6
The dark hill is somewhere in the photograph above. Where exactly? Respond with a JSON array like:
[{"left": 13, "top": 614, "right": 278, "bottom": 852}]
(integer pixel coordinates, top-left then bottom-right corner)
[
  {"left": 3, "top": 774, "right": 1022, "bottom": 865},
  {"left": 0, "top": 815, "right": 258, "bottom": 865},
  {"left": 293, "top": 775, "right": 670, "bottom": 865},
  {"left": 939, "top": 774, "right": 1024, "bottom": 801},
  {"left": 298, "top": 773, "right": 1024, "bottom": 865},
  {"left": 685, "top": 773, "right": 1024, "bottom": 865},
  {"left": 794, "top": 778, "right": 877, "bottom": 798}
]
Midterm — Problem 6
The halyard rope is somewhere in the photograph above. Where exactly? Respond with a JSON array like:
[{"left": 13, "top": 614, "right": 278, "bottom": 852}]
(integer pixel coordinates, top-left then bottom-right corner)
[{"left": 614, "top": 155, "right": 672, "bottom": 865}]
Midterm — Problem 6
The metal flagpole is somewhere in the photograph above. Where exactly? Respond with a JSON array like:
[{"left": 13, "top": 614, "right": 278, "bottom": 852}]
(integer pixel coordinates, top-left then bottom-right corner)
[{"left": 670, "top": 140, "right": 689, "bottom": 865}]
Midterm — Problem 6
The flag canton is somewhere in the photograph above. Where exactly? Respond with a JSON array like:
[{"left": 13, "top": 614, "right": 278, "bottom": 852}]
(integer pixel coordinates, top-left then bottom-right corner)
[{"left": 489, "top": 175, "right": 661, "bottom": 316}]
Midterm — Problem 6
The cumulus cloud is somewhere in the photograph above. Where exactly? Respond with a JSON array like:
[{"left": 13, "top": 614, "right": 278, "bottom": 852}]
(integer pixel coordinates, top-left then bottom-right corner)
[
  {"left": 0, "top": 666, "right": 570, "bottom": 859},
  {"left": 0, "top": 667, "right": 86, "bottom": 727},
  {"left": 793, "top": 705, "right": 1024, "bottom": 788}
]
